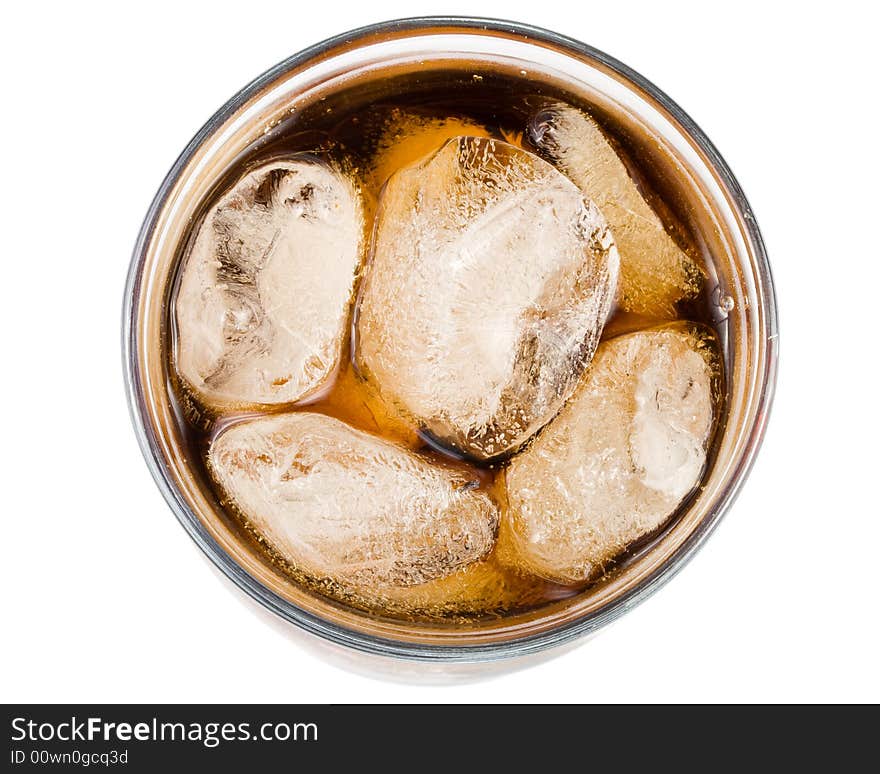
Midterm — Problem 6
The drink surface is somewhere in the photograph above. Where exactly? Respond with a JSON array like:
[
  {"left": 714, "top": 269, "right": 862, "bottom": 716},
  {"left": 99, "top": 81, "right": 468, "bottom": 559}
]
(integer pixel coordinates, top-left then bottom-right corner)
[{"left": 166, "top": 67, "right": 726, "bottom": 624}]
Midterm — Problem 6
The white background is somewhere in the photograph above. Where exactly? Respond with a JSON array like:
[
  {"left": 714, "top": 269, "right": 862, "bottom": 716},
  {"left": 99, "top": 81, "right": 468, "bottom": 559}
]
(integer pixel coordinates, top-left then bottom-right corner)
[{"left": 3, "top": 0, "right": 878, "bottom": 703}]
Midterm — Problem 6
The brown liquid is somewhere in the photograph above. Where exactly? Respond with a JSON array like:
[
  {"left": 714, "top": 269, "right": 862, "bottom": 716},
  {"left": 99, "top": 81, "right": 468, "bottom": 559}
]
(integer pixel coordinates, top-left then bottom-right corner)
[{"left": 166, "top": 69, "right": 728, "bottom": 623}]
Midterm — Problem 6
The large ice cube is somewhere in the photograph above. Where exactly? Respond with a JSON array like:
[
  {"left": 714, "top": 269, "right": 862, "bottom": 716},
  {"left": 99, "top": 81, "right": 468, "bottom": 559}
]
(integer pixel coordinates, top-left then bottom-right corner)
[
  {"left": 528, "top": 104, "right": 702, "bottom": 318},
  {"left": 356, "top": 136, "right": 619, "bottom": 461},
  {"left": 501, "top": 325, "right": 718, "bottom": 584},
  {"left": 209, "top": 412, "right": 499, "bottom": 589},
  {"left": 174, "top": 158, "right": 364, "bottom": 408}
]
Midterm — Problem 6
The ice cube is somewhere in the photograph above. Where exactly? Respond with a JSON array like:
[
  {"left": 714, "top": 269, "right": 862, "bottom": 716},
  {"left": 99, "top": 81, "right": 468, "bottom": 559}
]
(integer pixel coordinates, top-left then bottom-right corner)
[
  {"left": 355, "top": 559, "right": 552, "bottom": 619},
  {"left": 528, "top": 104, "right": 702, "bottom": 318},
  {"left": 365, "top": 108, "right": 493, "bottom": 193},
  {"left": 355, "top": 136, "right": 619, "bottom": 461},
  {"left": 501, "top": 324, "right": 718, "bottom": 584},
  {"left": 208, "top": 412, "right": 499, "bottom": 589},
  {"left": 174, "top": 158, "right": 364, "bottom": 408}
]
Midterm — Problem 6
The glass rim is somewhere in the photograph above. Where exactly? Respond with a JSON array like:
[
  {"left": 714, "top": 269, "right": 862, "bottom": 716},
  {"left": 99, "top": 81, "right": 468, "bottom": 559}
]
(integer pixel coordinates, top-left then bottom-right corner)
[{"left": 122, "top": 15, "right": 779, "bottom": 663}]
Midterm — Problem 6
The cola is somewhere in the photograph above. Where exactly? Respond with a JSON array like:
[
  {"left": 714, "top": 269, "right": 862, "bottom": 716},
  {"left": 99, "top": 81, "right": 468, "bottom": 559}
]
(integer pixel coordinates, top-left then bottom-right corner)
[{"left": 166, "top": 69, "right": 724, "bottom": 621}]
